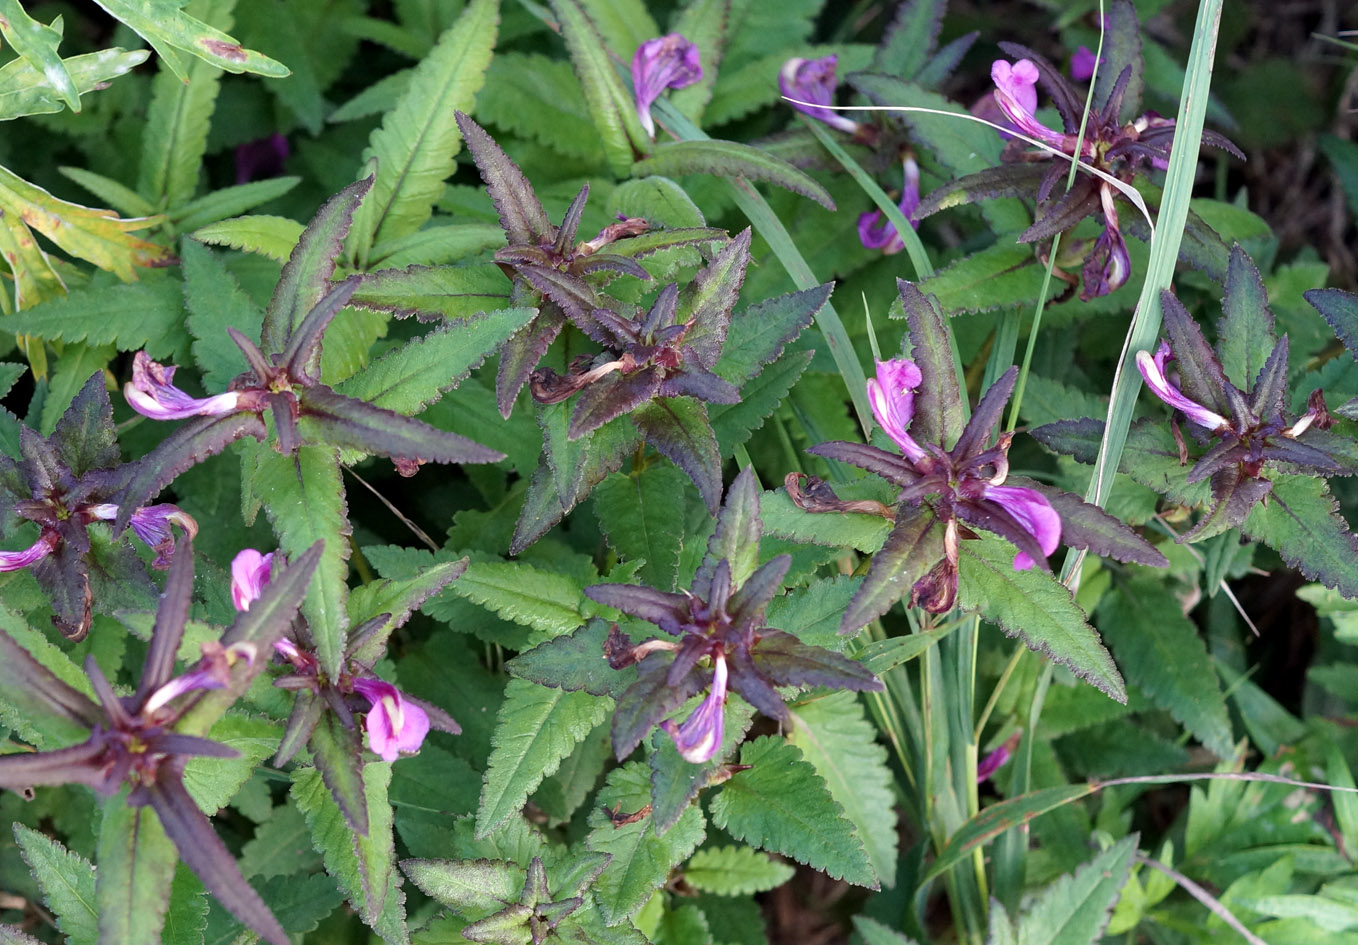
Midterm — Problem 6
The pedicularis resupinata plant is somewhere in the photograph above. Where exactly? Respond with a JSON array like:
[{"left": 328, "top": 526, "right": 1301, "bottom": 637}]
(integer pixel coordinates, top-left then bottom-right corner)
[{"left": 4, "top": 1, "right": 1358, "bottom": 944}]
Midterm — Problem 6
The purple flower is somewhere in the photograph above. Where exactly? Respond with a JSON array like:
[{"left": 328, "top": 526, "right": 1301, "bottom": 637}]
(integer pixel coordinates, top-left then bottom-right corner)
[
  {"left": 235, "top": 133, "right": 289, "bottom": 185},
  {"left": 977, "top": 733, "right": 1020, "bottom": 783},
  {"left": 632, "top": 34, "right": 702, "bottom": 139},
  {"left": 1070, "top": 45, "right": 1100, "bottom": 82},
  {"left": 866, "top": 358, "right": 928, "bottom": 463},
  {"left": 660, "top": 650, "right": 727, "bottom": 763},
  {"left": 353, "top": 677, "right": 430, "bottom": 762},
  {"left": 0, "top": 531, "right": 57, "bottom": 572},
  {"left": 86, "top": 502, "right": 197, "bottom": 569},
  {"left": 1080, "top": 183, "right": 1132, "bottom": 300},
  {"left": 982, "top": 485, "right": 1061, "bottom": 570},
  {"left": 990, "top": 58, "right": 1064, "bottom": 147},
  {"left": 125, "top": 351, "right": 242, "bottom": 421},
  {"left": 231, "top": 549, "right": 274, "bottom": 612},
  {"left": 857, "top": 157, "right": 921, "bottom": 254},
  {"left": 141, "top": 640, "right": 258, "bottom": 718},
  {"left": 1135, "top": 341, "right": 1230, "bottom": 432},
  {"left": 779, "top": 55, "right": 859, "bottom": 134}
]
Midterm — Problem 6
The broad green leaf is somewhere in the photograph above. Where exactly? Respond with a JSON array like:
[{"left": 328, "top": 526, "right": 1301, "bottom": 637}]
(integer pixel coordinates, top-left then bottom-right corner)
[
  {"left": 1217, "top": 245, "right": 1276, "bottom": 391},
  {"left": 507, "top": 621, "right": 632, "bottom": 698},
  {"left": 95, "top": 792, "right": 179, "bottom": 945},
  {"left": 449, "top": 560, "right": 588, "bottom": 635},
  {"left": 172, "top": 177, "right": 301, "bottom": 232},
  {"left": 592, "top": 464, "right": 689, "bottom": 590},
  {"left": 192, "top": 214, "right": 303, "bottom": 263},
  {"left": 15, "top": 824, "right": 98, "bottom": 945},
  {"left": 710, "top": 349, "right": 813, "bottom": 455},
  {"left": 586, "top": 762, "right": 706, "bottom": 925},
  {"left": 580, "top": 0, "right": 659, "bottom": 56},
  {"left": 759, "top": 487, "right": 891, "bottom": 554},
  {"left": 477, "top": 52, "right": 604, "bottom": 164},
  {"left": 871, "top": 0, "right": 945, "bottom": 77},
  {"left": 347, "top": 558, "right": 469, "bottom": 665},
  {"left": 840, "top": 508, "right": 941, "bottom": 635},
  {"left": 182, "top": 714, "right": 281, "bottom": 814},
  {"left": 0, "top": 47, "right": 148, "bottom": 122},
  {"left": 1097, "top": 578, "right": 1233, "bottom": 758},
  {"left": 715, "top": 283, "right": 831, "bottom": 385},
  {"left": 93, "top": 0, "right": 289, "bottom": 79},
  {"left": 1242, "top": 474, "right": 1358, "bottom": 600},
  {"left": 181, "top": 238, "right": 265, "bottom": 389},
  {"left": 0, "top": 1, "right": 78, "bottom": 112},
  {"left": 401, "top": 858, "right": 524, "bottom": 917},
  {"left": 551, "top": 0, "right": 650, "bottom": 176},
  {"left": 632, "top": 140, "right": 835, "bottom": 210},
  {"left": 6, "top": 279, "right": 185, "bottom": 359},
  {"left": 0, "top": 165, "right": 170, "bottom": 280},
  {"left": 913, "top": 242, "right": 1044, "bottom": 315},
  {"left": 789, "top": 692, "right": 897, "bottom": 888},
  {"left": 254, "top": 445, "right": 350, "bottom": 679},
  {"left": 351, "top": 263, "right": 512, "bottom": 321},
  {"left": 136, "top": 0, "right": 231, "bottom": 212},
  {"left": 293, "top": 763, "right": 408, "bottom": 944},
  {"left": 1014, "top": 834, "right": 1137, "bottom": 945},
  {"left": 351, "top": 0, "right": 499, "bottom": 261},
  {"left": 477, "top": 678, "right": 611, "bottom": 837},
  {"left": 238, "top": 804, "right": 322, "bottom": 880},
  {"left": 709, "top": 736, "right": 876, "bottom": 888},
  {"left": 683, "top": 846, "right": 793, "bottom": 897},
  {"left": 1307, "top": 286, "right": 1358, "bottom": 357},
  {"left": 958, "top": 534, "right": 1125, "bottom": 702},
  {"left": 647, "top": 697, "right": 756, "bottom": 832},
  {"left": 766, "top": 575, "right": 860, "bottom": 650},
  {"left": 335, "top": 307, "right": 534, "bottom": 415}
]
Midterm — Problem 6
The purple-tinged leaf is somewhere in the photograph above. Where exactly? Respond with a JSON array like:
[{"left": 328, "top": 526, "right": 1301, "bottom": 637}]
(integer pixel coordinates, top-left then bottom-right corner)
[
  {"left": 568, "top": 370, "right": 662, "bottom": 440},
  {"left": 497, "top": 305, "right": 564, "bottom": 418},
  {"left": 29, "top": 543, "right": 93, "bottom": 641},
  {"left": 632, "top": 397, "right": 722, "bottom": 514},
  {"left": 1241, "top": 474, "right": 1358, "bottom": 598},
  {"left": 18, "top": 425, "right": 61, "bottom": 498},
  {"left": 914, "top": 164, "right": 1050, "bottom": 220},
  {"left": 659, "top": 362, "right": 741, "bottom": 404},
  {"left": 1247, "top": 335, "right": 1289, "bottom": 421},
  {"left": 299, "top": 387, "right": 504, "bottom": 465},
  {"left": 270, "top": 395, "right": 302, "bottom": 456},
  {"left": 1263, "top": 438, "right": 1348, "bottom": 477},
  {"left": 1295, "top": 427, "right": 1358, "bottom": 474},
  {"left": 1159, "top": 290, "right": 1238, "bottom": 422},
  {"left": 95, "top": 790, "right": 180, "bottom": 945},
  {"left": 310, "top": 711, "right": 370, "bottom": 836},
  {"left": 1184, "top": 438, "right": 1250, "bottom": 485},
  {"left": 112, "top": 413, "right": 268, "bottom": 535},
  {"left": 227, "top": 327, "right": 273, "bottom": 382},
  {"left": 262, "top": 177, "right": 373, "bottom": 361},
  {"left": 508, "top": 620, "right": 636, "bottom": 698},
  {"left": 1219, "top": 245, "right": 1277, "bottom": 392},
  {"left": 1018, "top": 178, "right": 1100, "bottom": 245},
  {"left": 1182, "top": 465, "right": 1273, "bottom": 541},
  {"left": 808, "top": 441, "right": 921, "bottom": 487},
  {"left": 583, "top": 584, "right": 690, "bottom": 635},
  {"left": 1008, "top": 478, "right": 1168, "bottom": 566},
  {"left": 514, "top": 264, "right": 614, "bottom": 346},
  {"left": 148, "top": 733, "right": 240, "bottom": 759},
  {"left": 1029, "top": 417, "right": 1103, "bottom": 464},
  {"left": 612, "top": 657, "right": 706, "bottom": 760},
  {"left": 275, "top": 689, "right": 324, "bottom": 767},
  {"left": 725, "top": 648, "right": 790, "bottom": 722},
  {"left": 147, "top": 772, "right": 289, "bottom": 945},
  {"left": 727, "top": 555, "right": 791, "bottom": 632},
  {"left": 0, "top": 739, "right": 109, "bottom": 792},
  {"left": 695, "top": 466, "right": 762, "bottom": 595},
  {"left": 716, "top": 283, "right": 830, "bottom": 385},
  {"left": 133, "top": 535, "right": 195, "bottom": 708},
  {"left": 952, "top": 367, "right": 1017, "bottom": 461},
  {"left": 679, "top": 230, "right": 750, "bottom": 369},
  {"left": 754, "top": 631, "right": 882, "bottom": 692},
  {"left": 640, "top": 282, "right": 678, "bottom": 338},
  {"left": 553, "top": 184, "right": 590, "bottom": 257},
  {"left": 898, "top": 280, "right": 964, "bottom": 449},
  {"left": 455, "top": 112, "right": 555, "bottom": 247},
  {"left": 605, "top": 227, "right": 727, "bottom": 260},
  {"left": 51, "top": 373, "right": 118, "bottom": 480},
  {"left": 575, "top": 252, "right": 652, "bottom": 281},
  {"left": 0, "top": 625, "right": 101, "bottom": 736},
  {"left": 277, "top": 277, "right": 361, "bottom": 383},
  {"left": 1306, "top": 286, "right": 1358, "bottom": 356},
  {"left": 840, "top": 508, "right": 943, "bottom": 635},
  {"left": 872, "top": 0, "right": 946, "bottom": 77}
]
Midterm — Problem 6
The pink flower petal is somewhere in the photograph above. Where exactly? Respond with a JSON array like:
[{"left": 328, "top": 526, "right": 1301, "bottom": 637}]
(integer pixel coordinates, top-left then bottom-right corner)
[
  {"left": 125, "top": 351, "right": 241, "bottom": 421},
  {"left": 231, "top": 549, "right": 274, "bottom": 612},
  {"left": 779, "top": 55, "right": 859, "bottom": 134},
  {"left": 661, "top": 652, "right": 727, "bottom": 763},
  {"left": 985, "top": 485, "right": 1062, "bottom": 570},
  {"left": 867, "top": 358, "right": 927, "bottom": 463},
  {"left": 1135, "top": 341, "right": 1229, "bottom": 431}
]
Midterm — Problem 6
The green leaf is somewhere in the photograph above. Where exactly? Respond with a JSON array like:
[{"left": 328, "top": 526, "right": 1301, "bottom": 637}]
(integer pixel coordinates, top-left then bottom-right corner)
[
  {"left": 1217, "top": 245, "right": 1276, "bottom": 392},
  {"left": 632, "top": 397, "right": 722, "bottom": 514},
  {"left": 586, "top": 762, "right": 707, "bottom": 925},
  {"left": 182, "top": 238, "right": 265, "bottom": 389},
  {"left": 172, "top": 177, "right": 301, "bottom": 232},
  {"left": 0, "top": 47, "right": 148, "bottom": 122},
  {"left": 913, "top": 241, "right": 1045, "bottom": 315},
  {"left": 715, "top": 284, "right": 831, "bottom": 385},
  {"left": 477, "top": 678, "right": 610, "bottom": 837},
  {"left": 1013, "top": 834, "right": 1137, "bottom": 945},
  {"left": 254, "top": 445, "right": 350, "bottom": 680},
  {"left": 292, "top": 763, "right": 408, "bottom": 944},
  {"left": 1097, "top": 578, "right": 1233, "bottom": 758},
  {"left": 351, "top": 0, "right": 499, "bottom": 261},
  {"left": 633, "top": 140, "right": 834, "bottom": 210},
  {"left": 450, "top": 560, "right": 588, "bottom": 635},
  {"left": 871, "top": 0, "right": 945, "bottom": 77},
  {"left": 958, "top": 534, "right": 1125, "bottom": 702},
  {"left": 238, "top": 804, "right": 322, "bottom": 881},
  {"left": 335, "top": 307, "right": 534, "bottom": 415},
  {"left": 507, "top": 620, "right": 631, "bottom": 698},
  {"left": 683, "top": 846, "right": 793, "bottom": 897},
  {"left": 401, "top": 858, "right": 524, "bottom": 917},
  {"left": 192, "top": 214, "right": 303, "bottom": 263},
  {"left": 352, "top": 263, "right": 511, "bottom": 321},
  {"left": 580, "top": 0, "right": 659, "bottom": 56},
  {"left": 841, "top": 508, "right": 941, "bottom": 635},
  {"left": 308, "top": 708, "right": 370, "bottom": 835},
  {"left": 56, "top": 166, "right": 154, "bottom": 218},
  {"left": 788, "top": 692, "right": 897, "bottom": 888},
  {"left": 551, "top": 0, "right": 649, "bottom": 176},
  {"left": 15, "top": 824, "right": 98, "bottom": 945},
  {"left": 95, "top": 792, "right": 179, "bottom": 945},
  {"left": 93, "top": 0, "right": 289, "bottom": 79},
  {"left": 711, "top": 349, "right": 813, "bottom": 455},
  {"left": 370, "top": 222, "right": 506, "bottom": 270},
  {"left": 347, "top": 559, "right": 470, "bottom": 666},
  {"left": 477, "top": 53, "right": 604, "bottom": 164},
  {"left": 182, "top": 714, "right": 281, "bottom": 814},
  {"left": 1241, "top": 473, "right": 1358, "bottom": 599},
  {"left": 760, "top": 487, "right": 891, "bottom": 554},
  {"left": 854, "top": 916, "right": 922, "bottom": 945},
  {"left": 592, "top": 464, "right": 690, "bottom": 590},
  {"left": 0, "top": 1, "right": 79, "bottom": 112},
  {"left": 709, "top": 736, "right": 876, "bottom": 889},
  {"left": 6, "top": 280, "right": 184, "bottom": 359},
  {"left": 701, "top": 465, "right": 761, "bottom": 589}
]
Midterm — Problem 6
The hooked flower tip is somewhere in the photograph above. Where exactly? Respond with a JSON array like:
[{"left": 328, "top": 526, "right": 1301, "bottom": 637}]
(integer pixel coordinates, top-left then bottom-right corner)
[
  {"left": 857, "top": 156, "right": 922, "bottom": 254},
  {"left": 632, "top": 33, "right": 702, "bottom": 139},
  {"left": 662, "top": 651, "right": 727, "bottom": 764},
  {"left": 1135, "top": 341, "right": 1230, "bottom": 432},
  {"left": 125, "top": 351, "right": 241, "bottom": 421},
  {"left": 779, "top": 55, "right": 859, "bottom": 134}
]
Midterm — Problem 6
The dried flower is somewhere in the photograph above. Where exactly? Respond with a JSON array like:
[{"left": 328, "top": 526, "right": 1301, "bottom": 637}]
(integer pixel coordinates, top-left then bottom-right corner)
[{"left": 632, "top": 34, "right": 702, "bottom": 139}]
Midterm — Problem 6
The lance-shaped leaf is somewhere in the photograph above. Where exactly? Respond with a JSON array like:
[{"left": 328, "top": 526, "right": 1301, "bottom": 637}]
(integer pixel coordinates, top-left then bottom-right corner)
[
  {"left": 261, "top": 177, "right": 372, "bottom": 361},
  {"left": 275, "top": 277, "right": 361, "bottom": 381},
  {"left": 498, "top": 305, "right": 565, "bottom": 419},
  {"left": 1306, "top": 286, "right": 1358, "bottom": 356},
  {"left": 454, "top": 111, "right": 554, "bottom": 247},
  {"left": 351, "top": 263, "right": 512, "bottom": 323},
  {"left": 309, "top": 710, "right": 371, "bottom": 838},
  {"left": 1241, "top": 473, "right": 1358, "bottom": 599},
  {"left": 632, "top": 397, "right": 722, "bottom": 513},
  {"left": 299, "top": 387, "right": 505, "bottom": 466},
  {"left": 0, "top": 1, "right": 78, "bottom": 112},
  {"left": 507, "top": 620, "right": 636, "bottom": 698},
  {"left": 633, "top": 140, "right": 836, "bottom": 210},
  {"left": 809, "top": 441, "right": 922, "bottom": 488},
  {"left": 91, "top": 0, "right": 289, "bottom": 79},
  {"left": 0, "top": 620, "right": 100, "bottom": 744},
  {"left": 0, "top": 46, "right": 150, "bottom": 123},
  {"left": 1219, "top": 244, "right": 1278, "bottom": 391},
  {"left": 753, "top": 631, "right": 879, "bottom": 691},
  {"left": 1007, "top": 478, "right": 1167, "bottom": 566},
  {"left": 897, "top": 280, "right": 963, "bottom": 448},
  {"left": 840, "top": 507, "right": 942, "bottom": 635},
  {"left": 95, "top": 790, "right": 180, "bottom": 945},
  {"left": 677, "top": 230, "right": 750, "bottom": 368},
  {"left": 695, "top": 465, "right": 762, "bottom": 592}
]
